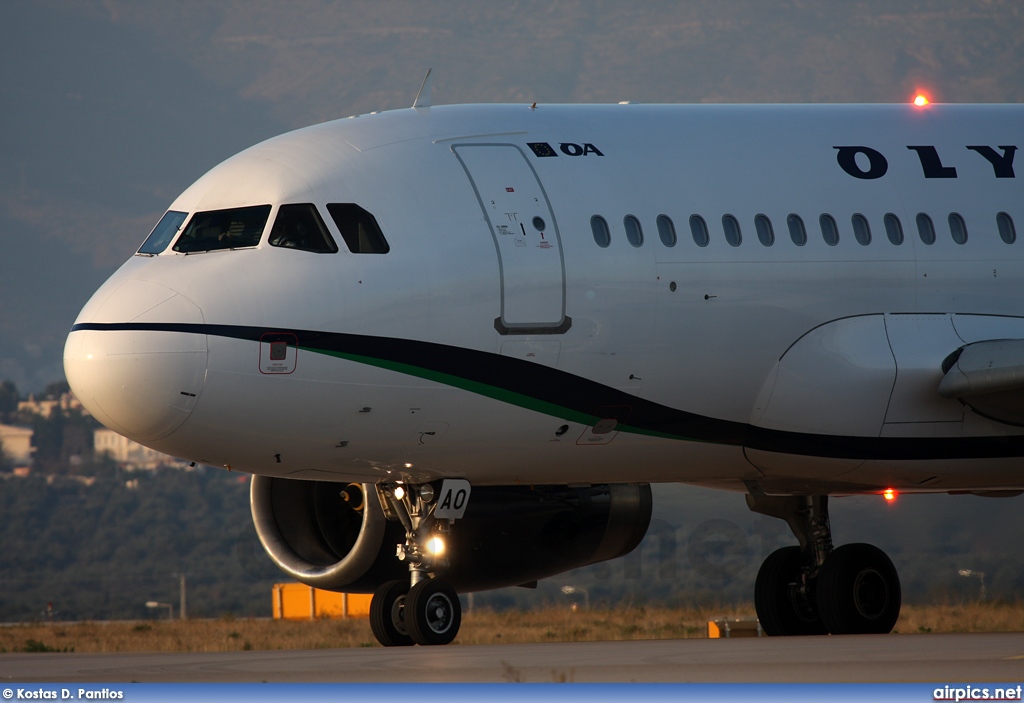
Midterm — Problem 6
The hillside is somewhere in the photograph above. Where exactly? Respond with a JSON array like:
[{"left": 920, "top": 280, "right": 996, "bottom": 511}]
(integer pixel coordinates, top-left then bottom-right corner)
[{"left": 1, "top": 468, "right": 1020, "bottom": 622}]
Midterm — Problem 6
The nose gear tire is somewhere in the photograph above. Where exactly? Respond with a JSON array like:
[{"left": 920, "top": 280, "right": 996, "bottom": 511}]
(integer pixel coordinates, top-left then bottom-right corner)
[
  {"left": 407, "top": 579, "right": 462, "bottom": 646},
  {"left": 370, "top": 580, "right": 414, "bottom": 647}
]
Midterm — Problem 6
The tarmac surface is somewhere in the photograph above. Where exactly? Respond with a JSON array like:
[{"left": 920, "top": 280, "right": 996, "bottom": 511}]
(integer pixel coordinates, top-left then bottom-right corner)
[{"left": 2, "top": 633, "right": 1024, "bottom": 682}]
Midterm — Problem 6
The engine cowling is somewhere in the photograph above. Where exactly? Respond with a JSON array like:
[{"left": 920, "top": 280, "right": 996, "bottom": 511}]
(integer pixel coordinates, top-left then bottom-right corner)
[{"left": 251, "top": 475, "right": 652, "bottom": 593}]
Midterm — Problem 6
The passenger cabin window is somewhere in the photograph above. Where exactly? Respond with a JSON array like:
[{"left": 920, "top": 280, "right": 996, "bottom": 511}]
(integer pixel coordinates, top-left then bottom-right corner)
[
  {"left": 139, "top": 210, "right": 187, "bottom": 255},
  {"left": 819, "top": 214, "right": 839, "bottom": 246},
  {"left": 949, "top": 212, "right": 968, "bottom": 244},
  {"left": 722, "top": 214, "right": 742, "bottom": 247},
  {"left": 754, "top": 214, "right": 774, "bottom": 246},
  {"left": 326, "top": 203, "right": 390, "bottom": 254},
  {"left": 624, "top": 215, "right": 644, "bottom": 247},
  {"left": 689, "top": 215, "right": 709, "bottom": 247},
  {"left": 591, "top": 215, "right": 611, "bottom": 248},
  {"left": 852, "top": 214, "right": 871, "bottom": 246},
  {"left": 657, "top": 215, "right": 677, "bottom": 247},
  {"left": 997, "top": 212, "right": 1016, "bottom": 244},
  {"left": 269, "top": 204, "right": 339, "bottom": 253},
  {"left": 884, "top": 213, "right": 904, "bottom": 245},
  {"left": 172, "top": 205, "right": 271, "bottom": 253},
  {"left": 787, "top": 214, "right": 806, "bottom": 246},
  {"left": 916, "top": 213, "right": 936, "bottom": 244},
  {"left": 786, "top": 214, "right": 802, "bottom": 244}
]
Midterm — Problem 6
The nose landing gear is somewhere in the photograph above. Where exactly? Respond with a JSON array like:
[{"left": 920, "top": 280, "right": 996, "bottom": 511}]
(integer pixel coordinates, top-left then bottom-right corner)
[{"left": 369, "top": 480, "right": 469, "bottom": 646}]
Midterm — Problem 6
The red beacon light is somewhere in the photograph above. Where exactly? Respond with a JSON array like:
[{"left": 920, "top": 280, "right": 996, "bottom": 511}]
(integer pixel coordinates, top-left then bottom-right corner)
[{"left": 883, "top": 488, "right": 898, "bottom": 502}]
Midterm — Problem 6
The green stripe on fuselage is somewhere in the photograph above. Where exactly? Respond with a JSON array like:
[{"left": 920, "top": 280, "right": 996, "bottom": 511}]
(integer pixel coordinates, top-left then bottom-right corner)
[{"left": 305, "top": 345, "right": 609, "bottom": 429}]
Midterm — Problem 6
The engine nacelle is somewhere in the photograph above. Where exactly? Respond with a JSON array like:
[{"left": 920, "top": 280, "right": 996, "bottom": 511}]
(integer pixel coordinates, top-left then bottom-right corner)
[{"left": 251, "top": 476, "right": 652, "bottom": 593}]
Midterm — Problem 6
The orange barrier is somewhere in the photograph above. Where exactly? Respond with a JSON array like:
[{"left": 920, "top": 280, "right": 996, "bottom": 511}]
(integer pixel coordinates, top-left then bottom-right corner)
[{"left": 272, "top": 583, "right": 372, "bottom": 620}]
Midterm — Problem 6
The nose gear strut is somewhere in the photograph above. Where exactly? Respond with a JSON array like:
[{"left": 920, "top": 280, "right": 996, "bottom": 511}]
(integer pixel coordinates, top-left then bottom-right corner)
[{"left": 369, "top": 480, "right": 469, "bottom": 646}]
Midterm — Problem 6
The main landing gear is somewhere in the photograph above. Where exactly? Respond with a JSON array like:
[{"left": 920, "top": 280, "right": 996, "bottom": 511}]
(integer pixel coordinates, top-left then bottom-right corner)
[
  {"left": 369, "top": 480, "right": 468, "bottom": 646},
  {"left": 747, "top": 493, "right": 901, "bottom": 636}
]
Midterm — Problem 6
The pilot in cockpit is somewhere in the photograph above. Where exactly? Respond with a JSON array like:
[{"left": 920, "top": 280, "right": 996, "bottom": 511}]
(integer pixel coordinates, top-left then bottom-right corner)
[{"left": 269, "top": 215, "right": 309, "bottom": 249}]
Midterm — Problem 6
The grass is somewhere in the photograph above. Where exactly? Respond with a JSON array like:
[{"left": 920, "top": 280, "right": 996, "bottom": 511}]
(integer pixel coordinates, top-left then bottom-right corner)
[{"left": 1, "top": 602, "right": 1021, "bottom": 653}]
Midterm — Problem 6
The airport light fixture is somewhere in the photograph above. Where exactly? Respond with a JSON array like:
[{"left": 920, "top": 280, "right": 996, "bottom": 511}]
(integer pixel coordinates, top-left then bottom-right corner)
[
  {"left": 145, "top": 600, "right": 174, "bottom": 619},
  {"left": 957, "top": 569, "right": 986, "bottom": 600},
  {"left": 172, "top": 572, "right": 187, "bottom": 620},
  {"left": 561, "top": 584, "right": 589, "bottom": 609}
]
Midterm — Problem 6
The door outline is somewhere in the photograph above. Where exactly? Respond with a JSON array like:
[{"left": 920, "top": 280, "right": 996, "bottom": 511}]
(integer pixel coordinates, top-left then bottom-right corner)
[{"left": 453, "top": 143, "right": 571, "bottom": 335}]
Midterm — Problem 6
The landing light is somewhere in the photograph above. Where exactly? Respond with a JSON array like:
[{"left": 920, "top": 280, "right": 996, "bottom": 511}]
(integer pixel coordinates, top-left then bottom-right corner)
[
  {"left": 913, "top": 94, "right": 930, "bottom": 107},
  {"left": 883, "top": 488, "right": 897, "bottom": 502},
  {"left": 394, "top": 486, "right": 406, "bottom": 500}
]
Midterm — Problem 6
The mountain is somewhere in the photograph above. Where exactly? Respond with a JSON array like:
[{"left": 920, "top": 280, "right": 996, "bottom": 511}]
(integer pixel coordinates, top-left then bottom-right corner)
[{"left": 2, "top": 1, "right": 1022, "bottom": 392}]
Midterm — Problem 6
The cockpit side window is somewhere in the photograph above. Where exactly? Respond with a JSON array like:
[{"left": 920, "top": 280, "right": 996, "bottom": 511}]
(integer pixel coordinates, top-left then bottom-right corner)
[
  {"left": 138, "top": 210, "right": 187, "bottom": 255},
  {"left": 326, "top": 203, "right": 391, "bottom": 254},
  {"left": 268, "top": 204, "right": 339, "bottom": 253},
  {"left": 172, "top": 205, "right": 271, "bottom": 253}
]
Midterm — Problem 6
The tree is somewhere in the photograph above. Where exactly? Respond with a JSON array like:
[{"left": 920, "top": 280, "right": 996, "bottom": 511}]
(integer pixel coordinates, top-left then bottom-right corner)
[
  {"left": 0, "top": 439, "right": 11, "bottom": 472},
  {"left": 31, "top": 413, "right": 66, "bottom": 474},
  {"left": 0, "top": 381, "right": 19, "bottom": 416},
  {"left": 42, "top": 381, "right": 70, "bottom": 401}
]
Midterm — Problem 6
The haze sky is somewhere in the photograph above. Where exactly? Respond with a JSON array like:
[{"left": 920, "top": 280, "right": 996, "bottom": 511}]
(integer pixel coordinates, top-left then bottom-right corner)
[{"left": 2, "top": 1, "right": 1022, "bottom": 393}]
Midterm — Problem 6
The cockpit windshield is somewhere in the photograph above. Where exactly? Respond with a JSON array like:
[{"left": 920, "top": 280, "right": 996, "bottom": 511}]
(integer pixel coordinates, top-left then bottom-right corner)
[
  {"left": 326, "top": 203, "right": 391, "bottom": 254},
  {"left": 172, "top": 205, "right": 271, "bottom": 253},
  {"left": 268, "top": 204, "right": 339, "bottom": 253},
  {"left": 137, "top": 210, "right": 187, "bottom": 255}
]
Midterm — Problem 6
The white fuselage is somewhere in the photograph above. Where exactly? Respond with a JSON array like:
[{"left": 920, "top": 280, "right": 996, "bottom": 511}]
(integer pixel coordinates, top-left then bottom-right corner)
[{"left": 64, "top": 103, "right": 1024, "bottom": 494}]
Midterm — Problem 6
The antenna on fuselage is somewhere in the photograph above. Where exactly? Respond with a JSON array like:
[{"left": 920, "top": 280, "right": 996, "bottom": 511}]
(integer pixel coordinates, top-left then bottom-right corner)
[{"left": 413, "top": 68, "right": 433, "bottom": 108}]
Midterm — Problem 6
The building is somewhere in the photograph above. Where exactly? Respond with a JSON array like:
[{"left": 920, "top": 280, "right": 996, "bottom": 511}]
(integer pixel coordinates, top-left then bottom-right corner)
[
  {"left": 93, "top": 429, "right": 189, "bottom": 470},
  {"left": 0, "top": 424, "right": 34, "bottom": 467},
  {"left": 17, "top": 392, "right": 86, "bottom": 419}
]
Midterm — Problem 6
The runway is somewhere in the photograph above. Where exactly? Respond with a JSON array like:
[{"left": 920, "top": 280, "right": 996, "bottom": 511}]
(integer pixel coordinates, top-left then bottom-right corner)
[{"left": 3, "top": 633, "right": 1024, "bottom": 682}]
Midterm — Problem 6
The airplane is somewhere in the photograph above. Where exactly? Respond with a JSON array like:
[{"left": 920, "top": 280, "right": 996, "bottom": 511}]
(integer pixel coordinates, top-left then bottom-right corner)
[{"left": 63, "top": 86, "right": 1023, "bottom": 645}]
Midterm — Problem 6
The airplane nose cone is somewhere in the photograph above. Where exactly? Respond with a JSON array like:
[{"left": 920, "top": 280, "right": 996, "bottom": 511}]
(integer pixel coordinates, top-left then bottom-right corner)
[{"left": 64, "top": 280, "right": 207, "bottom": 443}]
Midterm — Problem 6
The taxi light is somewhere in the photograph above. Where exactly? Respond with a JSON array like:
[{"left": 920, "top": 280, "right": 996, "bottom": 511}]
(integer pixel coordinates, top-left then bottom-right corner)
[
  {"left": 394, "top": 486, "right": 406, "bottom": 500},
  {"left": 426, "top": 536, "right": 446, "bottom": 556},
  {"left": 883, "top": 488, "right": 897, "bottom": 502}
]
